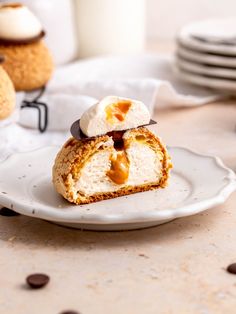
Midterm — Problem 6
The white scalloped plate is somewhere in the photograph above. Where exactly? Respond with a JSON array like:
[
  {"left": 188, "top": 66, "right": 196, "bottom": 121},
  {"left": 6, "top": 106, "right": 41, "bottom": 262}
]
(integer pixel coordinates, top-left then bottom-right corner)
[
  {"left": 0, "top": 146, "right": 235, "bottom": 231},
  {"left": 174, "top": 66, "right": 236, "bottom": 92},
  {"left": 176, "top": 56, "right": 236, "bottom": 80},
  {"left": 177, "top": 45, "right": 236, "bottom": 68}
]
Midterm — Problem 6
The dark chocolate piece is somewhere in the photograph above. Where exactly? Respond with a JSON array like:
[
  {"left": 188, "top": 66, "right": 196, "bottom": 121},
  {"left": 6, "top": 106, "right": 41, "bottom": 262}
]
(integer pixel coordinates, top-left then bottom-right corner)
[
  {"left": 60, "top": 311, "right": 80, "bottom": 314},
  {"left": 70, "top": 119, "right": 88, "bottom": 140},
  {"left": 26, "top": 273, "right": 50, "bottom": 289},
  {"left": 0, "top": 30, "right": 45, "bottom": 45},
  {"left": 0, "top": 207, "right": 20, "bottom": 216},
  {"left": 227, "top": 263, "right": 236, "bottom": 274},
  {"left": 70, "top": 119, "right": 157, "bottom": 141}
]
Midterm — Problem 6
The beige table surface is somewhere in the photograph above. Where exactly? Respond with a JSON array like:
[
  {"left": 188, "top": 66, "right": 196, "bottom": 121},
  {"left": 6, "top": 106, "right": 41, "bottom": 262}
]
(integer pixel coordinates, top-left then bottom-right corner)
[{"left": 1, "top": 46, "right": 236, "bottom": 314}]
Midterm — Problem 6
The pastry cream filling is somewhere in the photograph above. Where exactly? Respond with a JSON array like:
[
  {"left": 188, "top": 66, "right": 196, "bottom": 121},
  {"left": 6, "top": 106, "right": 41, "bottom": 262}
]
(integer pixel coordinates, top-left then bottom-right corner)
[
  {"left": 0, "top": 3, "right": 43, "bottom": 40},
  {"left": 75, "top": 141, "right": 162, "bottom": 196}
]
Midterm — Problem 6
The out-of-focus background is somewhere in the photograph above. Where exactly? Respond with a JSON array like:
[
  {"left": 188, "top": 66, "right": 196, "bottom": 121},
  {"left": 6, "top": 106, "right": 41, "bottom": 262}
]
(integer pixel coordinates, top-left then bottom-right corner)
[
  {"left": 1, "top": 0, "right": 236, "bottom": 134},
  {"left": 147, "top": 0, "right": 236, "bottom": 41},
  {"left": 2, "top": 0, "right": 235, "bottom": 63}
]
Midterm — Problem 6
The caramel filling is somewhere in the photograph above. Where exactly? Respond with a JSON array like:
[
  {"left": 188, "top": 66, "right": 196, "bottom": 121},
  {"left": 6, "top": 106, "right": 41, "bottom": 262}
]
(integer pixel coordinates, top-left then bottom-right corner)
[
  {"left": 107, "top": 151, "right": 129, "bottom": 185},
  {"left": 107, "top": 130, "right": 126, "bottom": 150},
  {"left": 105, "top": 101, "right": 132, "bottom": 124},
  {"left": 107, "top": 130, "right": 129, "bottom": 184}
]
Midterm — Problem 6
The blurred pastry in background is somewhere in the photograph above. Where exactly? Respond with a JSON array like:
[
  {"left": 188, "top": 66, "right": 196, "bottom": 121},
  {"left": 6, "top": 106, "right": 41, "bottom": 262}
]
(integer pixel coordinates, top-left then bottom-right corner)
[
  {"left": 0, "top": 2, "right": 54, "bottom": 91},
  {"left": 0, "top": 55, "right": 15, "bottom": 120}
]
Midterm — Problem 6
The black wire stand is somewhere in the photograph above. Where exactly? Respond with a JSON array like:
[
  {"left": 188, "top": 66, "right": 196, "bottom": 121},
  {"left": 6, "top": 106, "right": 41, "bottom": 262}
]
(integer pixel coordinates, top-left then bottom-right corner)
[{"left": 20, "top": 86, "right": 48, "bottom": 133}]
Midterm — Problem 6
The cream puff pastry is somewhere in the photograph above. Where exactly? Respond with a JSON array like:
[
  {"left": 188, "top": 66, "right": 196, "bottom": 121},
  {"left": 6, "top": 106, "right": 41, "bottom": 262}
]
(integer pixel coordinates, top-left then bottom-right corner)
[{"left": 53, "top": 96, "right": 172, "bottom": 205}]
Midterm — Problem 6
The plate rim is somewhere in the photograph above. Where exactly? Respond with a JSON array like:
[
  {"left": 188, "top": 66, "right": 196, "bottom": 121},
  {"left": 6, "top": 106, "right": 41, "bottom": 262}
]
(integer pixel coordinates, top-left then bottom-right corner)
[
  {"left": 177, "top": 45, "right": 236, "bottom": 68},
  {"left": 0, "top": 146, "right": 236, "bottom": 225},
  {"left": 178, "top": 18, "right": 236, "bottom": 55},
  {"left": 176, "top": 56, "right": 236, "bottom": 79},
  {"left": 174, "top": 66, "right": 236, "bottom": 91}
]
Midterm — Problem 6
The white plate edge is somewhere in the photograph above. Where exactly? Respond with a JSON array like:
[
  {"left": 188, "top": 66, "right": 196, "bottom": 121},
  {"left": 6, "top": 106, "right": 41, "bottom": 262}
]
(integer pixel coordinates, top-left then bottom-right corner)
[{"left": 0, "top": 146, "right": 235, "bottom": 224}]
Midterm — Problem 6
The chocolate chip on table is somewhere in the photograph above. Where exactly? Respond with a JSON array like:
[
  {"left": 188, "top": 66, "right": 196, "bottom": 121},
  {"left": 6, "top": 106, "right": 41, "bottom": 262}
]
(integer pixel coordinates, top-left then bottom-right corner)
[
  {"left": 60, "top": 311, "right": 80, "bottom": 314},
  {"left": 0, "top": 207, "right": 20, "bottom": 216},
  {"left": 26, "top": 273, "right": 50, "bottom": 289},
  {"left": 227, "top": 263, "right": 236, "bottom": 274}
]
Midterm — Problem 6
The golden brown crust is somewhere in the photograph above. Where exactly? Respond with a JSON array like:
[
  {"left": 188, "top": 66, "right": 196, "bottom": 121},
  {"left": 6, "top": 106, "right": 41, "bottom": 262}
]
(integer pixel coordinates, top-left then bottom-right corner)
[
  {"left": 0, "top": 40, "right": 54, "bottom": 91},
  {"left": 0, "top": 66, "right": 15, "bottom": 119},
  {"left": 52, "top": 127, "right": 172, "bottom": 205}
]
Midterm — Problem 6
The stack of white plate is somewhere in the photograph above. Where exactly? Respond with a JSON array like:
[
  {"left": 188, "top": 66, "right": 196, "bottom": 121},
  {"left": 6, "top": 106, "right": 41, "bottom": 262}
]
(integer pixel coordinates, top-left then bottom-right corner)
[{"left": 175, "top": 18, "right": 236, "bottom": 91}]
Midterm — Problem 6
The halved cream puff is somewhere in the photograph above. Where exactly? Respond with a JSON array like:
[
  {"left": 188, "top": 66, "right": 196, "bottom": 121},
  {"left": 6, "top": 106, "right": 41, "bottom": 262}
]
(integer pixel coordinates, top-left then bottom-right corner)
[{"left": 52, "top": 96, "right": 172, "bottom": 205}]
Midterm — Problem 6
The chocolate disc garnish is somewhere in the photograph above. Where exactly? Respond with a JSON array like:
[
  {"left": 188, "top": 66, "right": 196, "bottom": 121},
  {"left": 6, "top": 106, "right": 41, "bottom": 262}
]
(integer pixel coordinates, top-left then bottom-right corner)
[
  {"left": 147, "top": 119, "right": 157, "bottom": 126},
  {"left": 0, "top": 30, "right": 45, "bottom": 45},
  {"left": 70, "top": 119, "right": 157, "bottom": 141},
  {"left": 70, "top": 119, "right": 88, "bottom": 141}
]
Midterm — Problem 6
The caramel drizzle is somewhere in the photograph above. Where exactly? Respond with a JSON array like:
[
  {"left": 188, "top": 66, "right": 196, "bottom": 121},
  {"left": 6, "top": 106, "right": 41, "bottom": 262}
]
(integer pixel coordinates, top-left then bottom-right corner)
[
  {"left": 106, "top": 131, "right": 130, "bottom": 185},
  {"left": 105, "top": 100, "right": 132, "bottom": 124}
]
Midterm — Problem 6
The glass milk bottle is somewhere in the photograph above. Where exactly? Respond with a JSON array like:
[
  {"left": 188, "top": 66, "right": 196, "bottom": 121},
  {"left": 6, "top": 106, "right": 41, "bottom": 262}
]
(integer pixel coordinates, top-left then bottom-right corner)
[{"left": 75, "top": 0, "right": 145, "bottom": 58}]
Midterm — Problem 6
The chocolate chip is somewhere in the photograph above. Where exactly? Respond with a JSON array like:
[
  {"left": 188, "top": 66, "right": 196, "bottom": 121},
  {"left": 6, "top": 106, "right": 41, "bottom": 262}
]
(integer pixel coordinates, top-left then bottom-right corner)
[
  {"left": 60, "top": 311, "right": 80, "bottom": 314},
  {"left": 227, "top": 263, "right": 236, "bottom": 274},
  {"left": 26, "top": 273, "right": 50, "bottom": 289},
  {"left": 0, "top": 207, "right": 20, "bottom": 216}
]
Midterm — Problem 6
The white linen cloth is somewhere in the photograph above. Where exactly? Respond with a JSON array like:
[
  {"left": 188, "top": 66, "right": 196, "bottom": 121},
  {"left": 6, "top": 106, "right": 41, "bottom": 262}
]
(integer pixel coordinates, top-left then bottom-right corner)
[{"left": 0, "top": 54, "right": 225, "bottom": 162}]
